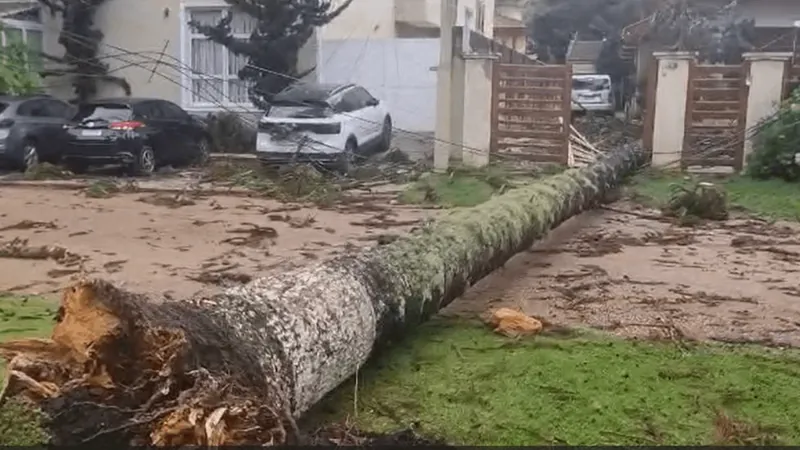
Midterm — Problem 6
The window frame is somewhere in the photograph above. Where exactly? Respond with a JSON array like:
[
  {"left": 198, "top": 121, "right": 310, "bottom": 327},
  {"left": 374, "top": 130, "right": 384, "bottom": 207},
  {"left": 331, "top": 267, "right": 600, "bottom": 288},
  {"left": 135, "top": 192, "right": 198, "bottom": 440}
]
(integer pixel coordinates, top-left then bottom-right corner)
[{"left": 183, "top": 6, "right": 254, "bottom": 109}]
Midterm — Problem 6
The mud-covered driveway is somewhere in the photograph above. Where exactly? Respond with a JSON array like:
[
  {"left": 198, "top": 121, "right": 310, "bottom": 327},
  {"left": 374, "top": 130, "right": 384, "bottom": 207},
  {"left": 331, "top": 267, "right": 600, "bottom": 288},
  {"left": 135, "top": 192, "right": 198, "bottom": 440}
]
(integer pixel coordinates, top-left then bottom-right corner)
[
  {"left": 0, "top": 182, "right": 437, "bottom": 299},
  {"left": 445, "top": 201, "right": 800, "bottom": 347}
]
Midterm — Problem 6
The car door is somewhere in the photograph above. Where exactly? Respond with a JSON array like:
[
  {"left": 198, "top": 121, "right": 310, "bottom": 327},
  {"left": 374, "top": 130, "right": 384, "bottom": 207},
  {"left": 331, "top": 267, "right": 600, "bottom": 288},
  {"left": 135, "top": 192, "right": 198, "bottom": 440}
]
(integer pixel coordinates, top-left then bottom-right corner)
[
  {"left": 133, "top": 101, "right": 174, "bottom": 163},
  {"left": 16, "top": 99, "right": 63, "bottom": 161},
  {"left": 336, "top": 88, "right": 371, "bottom": 146},
  {"left": 39, "top": 99, "right": 73, "bottom": 161},
  {"left": 158, "top": 101, "right": 196, "bottom": 163},
  {"left": 352, "top": 87, "right": 384, "bottom": 141}
]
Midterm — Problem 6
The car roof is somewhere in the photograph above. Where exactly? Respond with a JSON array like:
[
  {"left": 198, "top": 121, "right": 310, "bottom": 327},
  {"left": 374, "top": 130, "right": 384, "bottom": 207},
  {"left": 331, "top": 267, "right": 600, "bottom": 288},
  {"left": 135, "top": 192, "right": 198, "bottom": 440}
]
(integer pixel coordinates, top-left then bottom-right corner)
[
  {"left": 0, "top": 94, "right": 54, "bottom": 104},
  {"left": 272, "top": 83, "right": 354, "bottom": 104}
]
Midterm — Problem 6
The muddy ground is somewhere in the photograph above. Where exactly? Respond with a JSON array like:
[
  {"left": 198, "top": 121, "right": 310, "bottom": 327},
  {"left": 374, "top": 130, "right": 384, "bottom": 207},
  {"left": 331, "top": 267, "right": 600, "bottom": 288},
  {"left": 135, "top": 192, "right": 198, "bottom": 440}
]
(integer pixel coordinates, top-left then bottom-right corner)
[
  {"left": 0, "top": 179, "right": 437, "bottom": 299},
  {"left": 444, "top": 201, "right": 800, "bottom": 347}
]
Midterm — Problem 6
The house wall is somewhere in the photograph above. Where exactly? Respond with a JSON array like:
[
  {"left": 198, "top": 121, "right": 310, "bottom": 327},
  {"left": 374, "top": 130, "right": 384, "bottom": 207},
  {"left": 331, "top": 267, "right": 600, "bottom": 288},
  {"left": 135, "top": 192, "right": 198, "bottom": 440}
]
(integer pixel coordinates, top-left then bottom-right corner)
[
  {"left": 321, "top": 0, "right": 396, "bottom": 39},
  {"left": 318, "top": 38, "right": 439, "bottom": 132},
  {"left": 494, "top": 27, "right": 525, "bottom": 53},
  {"left": 42, "top": 0, "right": 183, "bottom": 103}
]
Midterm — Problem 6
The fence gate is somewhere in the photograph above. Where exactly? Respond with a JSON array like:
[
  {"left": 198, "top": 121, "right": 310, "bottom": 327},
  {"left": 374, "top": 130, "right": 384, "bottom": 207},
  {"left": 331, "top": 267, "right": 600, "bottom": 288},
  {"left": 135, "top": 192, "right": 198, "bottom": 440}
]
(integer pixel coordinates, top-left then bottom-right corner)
[
  {"left": 682, "top": 63, "right": 748, "bottom": 170},
  {"left": 490, "top": 64, "right": 572, "bottom": 164}
]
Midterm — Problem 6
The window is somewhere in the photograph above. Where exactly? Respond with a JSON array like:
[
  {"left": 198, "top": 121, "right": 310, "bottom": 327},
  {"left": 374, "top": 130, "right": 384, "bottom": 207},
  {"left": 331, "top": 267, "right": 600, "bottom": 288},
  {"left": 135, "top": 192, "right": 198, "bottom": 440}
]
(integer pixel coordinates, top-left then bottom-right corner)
[
  {"left": 75, "top": 104, "right": 133, "bottom": 123},
  {"left": 186, "top": 8, "right": 256, "bottom": 107},
  {"left": 475, "top": 0, "right": 486, "bottom": 34},
  {"left": 0, "top": 16, "right": 44, "bottom": 73},
  {"left": 42, "top": 100, "right": 71, "bottom": 118},
  {"left": 159, "top": 101, "right": 191, "bottom": 121}
]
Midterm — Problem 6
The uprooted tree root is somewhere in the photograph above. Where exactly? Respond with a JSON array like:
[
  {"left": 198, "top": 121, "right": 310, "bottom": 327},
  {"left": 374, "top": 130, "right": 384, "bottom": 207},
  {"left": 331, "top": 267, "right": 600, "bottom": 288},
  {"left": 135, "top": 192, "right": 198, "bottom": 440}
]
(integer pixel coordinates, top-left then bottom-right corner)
[{"left": 0, "top": 279, "right": 293, "bottom": 446}]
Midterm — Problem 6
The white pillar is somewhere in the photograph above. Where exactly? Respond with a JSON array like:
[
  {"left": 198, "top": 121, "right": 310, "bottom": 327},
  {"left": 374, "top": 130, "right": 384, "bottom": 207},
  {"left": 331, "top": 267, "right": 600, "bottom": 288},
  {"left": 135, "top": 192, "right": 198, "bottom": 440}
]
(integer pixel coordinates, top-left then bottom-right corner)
[
  {"left": 433, "top": 0, "right": 458, "bottom": 172},
  {"left": 742, "top": 52, "right": 791, "bottom": 168},
  {"left": 651, "top": 52, "right": 695, "bottom": 168},
  {"left": 460, "top": 56, "right": 495, "bottom": 167}
]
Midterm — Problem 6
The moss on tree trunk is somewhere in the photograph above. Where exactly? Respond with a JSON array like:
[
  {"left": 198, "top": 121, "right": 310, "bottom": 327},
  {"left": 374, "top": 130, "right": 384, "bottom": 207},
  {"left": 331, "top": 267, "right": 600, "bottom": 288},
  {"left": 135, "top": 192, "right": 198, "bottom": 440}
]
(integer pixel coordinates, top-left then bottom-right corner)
[{"left": 0, "top": 145, "right": 645, "bottom": 446}]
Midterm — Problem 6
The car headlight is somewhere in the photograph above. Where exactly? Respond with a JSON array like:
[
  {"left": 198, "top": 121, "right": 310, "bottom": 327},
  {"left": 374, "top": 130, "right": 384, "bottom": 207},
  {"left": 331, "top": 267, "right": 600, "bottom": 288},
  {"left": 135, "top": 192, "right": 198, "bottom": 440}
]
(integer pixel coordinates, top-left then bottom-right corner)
[{"left": 0, "top": 129, "right": 9, "bottom": 139}]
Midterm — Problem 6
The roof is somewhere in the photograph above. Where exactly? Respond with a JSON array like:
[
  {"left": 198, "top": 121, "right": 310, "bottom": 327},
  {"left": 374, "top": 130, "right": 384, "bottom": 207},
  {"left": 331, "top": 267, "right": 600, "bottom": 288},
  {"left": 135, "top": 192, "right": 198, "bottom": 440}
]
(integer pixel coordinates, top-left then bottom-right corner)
[
  {"left": 567, "top": 40, "right": 604, "bottom": 62},
  {"left": 272, "top": 83, "right": 352, "bottom": 104}
]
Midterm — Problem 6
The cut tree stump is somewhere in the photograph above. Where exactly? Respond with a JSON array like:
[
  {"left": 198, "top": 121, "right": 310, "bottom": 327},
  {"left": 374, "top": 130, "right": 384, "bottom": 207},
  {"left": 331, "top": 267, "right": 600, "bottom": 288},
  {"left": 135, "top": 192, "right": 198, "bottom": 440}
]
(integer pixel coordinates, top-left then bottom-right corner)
[{"left": 0, "top": 144, "right": 646, "bottom": 446}]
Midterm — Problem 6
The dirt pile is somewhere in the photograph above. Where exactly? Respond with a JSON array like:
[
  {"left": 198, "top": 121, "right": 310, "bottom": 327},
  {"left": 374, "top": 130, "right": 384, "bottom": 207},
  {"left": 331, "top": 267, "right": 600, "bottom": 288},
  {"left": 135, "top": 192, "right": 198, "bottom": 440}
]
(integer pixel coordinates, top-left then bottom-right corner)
[{"left": 0, "top": 279, "right": 290, "bottom": 446}]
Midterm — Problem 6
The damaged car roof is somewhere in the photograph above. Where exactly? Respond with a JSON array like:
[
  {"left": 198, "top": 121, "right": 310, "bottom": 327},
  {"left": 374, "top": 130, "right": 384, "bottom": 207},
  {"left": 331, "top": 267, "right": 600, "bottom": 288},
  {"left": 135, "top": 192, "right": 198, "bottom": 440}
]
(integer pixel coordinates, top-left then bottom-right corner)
[{"left": 271, "top": 83, "right": 353, "bottom": 104}]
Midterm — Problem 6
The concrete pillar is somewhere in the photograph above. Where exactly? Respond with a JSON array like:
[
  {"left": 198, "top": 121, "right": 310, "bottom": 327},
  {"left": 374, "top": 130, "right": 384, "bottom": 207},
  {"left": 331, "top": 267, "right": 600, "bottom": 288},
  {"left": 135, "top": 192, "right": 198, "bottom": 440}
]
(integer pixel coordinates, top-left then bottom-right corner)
[
  {"left": 433, "top": 0, "right": 458, "bottom": 172},
  {"left": 651, "top": 52, "right": 695, "bottom": 168},
  {"left": 742, "top": 52, "right": 792, "bottom": 168},
  {"left": 460, "top": 56, "right": 495, "bottom": 167}
]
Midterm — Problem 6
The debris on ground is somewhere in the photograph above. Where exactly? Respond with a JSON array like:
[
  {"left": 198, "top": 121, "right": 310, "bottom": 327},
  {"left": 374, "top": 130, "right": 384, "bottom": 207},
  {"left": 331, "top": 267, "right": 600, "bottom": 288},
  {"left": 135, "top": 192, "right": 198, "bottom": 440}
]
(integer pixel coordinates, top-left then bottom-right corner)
[
  {"left": 220, "top": 223, "right": 278, "bottom": 248},
  {"left": 663, "top": 181, "right": 728, "bottom": 223},
  {"left": 485, "top": 307, "right": 543, "bottom": 338},
  {"left": 0, "top": 220, "right": 59, "bottom": 232},
  {"left": 23, "top": 163, "right": 74, "bottom": 181},
  {"left": 0, "top": 238, "right": 83, "bottom": 266},
  {"left": 187, "top": 270, "right": 253, "bottom": 286},
  {"left": 83, "top": 180, "right": 139, "bottom": 199},
  {"left": 137, "top": 193, "right": 197, "bottom": 209}
]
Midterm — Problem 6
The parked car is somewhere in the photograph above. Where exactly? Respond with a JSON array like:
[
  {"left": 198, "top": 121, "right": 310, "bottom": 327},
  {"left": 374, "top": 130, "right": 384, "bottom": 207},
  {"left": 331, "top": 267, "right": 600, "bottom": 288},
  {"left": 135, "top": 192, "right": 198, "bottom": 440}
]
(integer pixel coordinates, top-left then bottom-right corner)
[
  {"left": 255, "top": 82, "right": 392, "bottom": 172},
  {"left": 62, "top": 98, "right": 211, "bottom": 175},
  {"left": 0, "top": 94, "right": 75, "bottom": 171},
  {"left": 571, "top": 74, "right": 615, "bottom": 113}
]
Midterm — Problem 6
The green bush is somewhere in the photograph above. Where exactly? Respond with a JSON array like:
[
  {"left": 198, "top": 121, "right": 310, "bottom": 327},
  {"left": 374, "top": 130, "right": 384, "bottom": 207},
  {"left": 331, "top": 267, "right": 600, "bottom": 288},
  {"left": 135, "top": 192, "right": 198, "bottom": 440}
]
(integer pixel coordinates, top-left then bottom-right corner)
[
  {"left": 747, "top": 89, "right": 800, "bottom": 181},
  {"left": 203, "top": 111, "right": 257, "bottom": 154},
  {"left": 0, "top": 26, "right": 41, "bottom": 95}
]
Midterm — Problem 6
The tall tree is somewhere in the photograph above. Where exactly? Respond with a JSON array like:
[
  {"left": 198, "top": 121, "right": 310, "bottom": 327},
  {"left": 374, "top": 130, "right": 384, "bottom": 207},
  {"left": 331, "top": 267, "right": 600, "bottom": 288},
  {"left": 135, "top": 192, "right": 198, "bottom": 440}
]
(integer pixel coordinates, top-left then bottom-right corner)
[
  {"left": 189, "top": 0, "right": 353, "bottom": 109},
  {"left": 0, "top": 26, "right": 42, "bottom": 95},
  {"left": 38, "top": 0, "right": 130, "bottom": 102}
]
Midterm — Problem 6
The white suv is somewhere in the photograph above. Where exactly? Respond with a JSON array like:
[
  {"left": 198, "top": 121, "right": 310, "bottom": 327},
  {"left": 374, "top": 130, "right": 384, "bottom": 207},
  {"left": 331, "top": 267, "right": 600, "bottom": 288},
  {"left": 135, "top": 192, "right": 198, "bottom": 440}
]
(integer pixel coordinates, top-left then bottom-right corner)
[{"left": 256, "top": 83, "right": 392, "bottom": 171}]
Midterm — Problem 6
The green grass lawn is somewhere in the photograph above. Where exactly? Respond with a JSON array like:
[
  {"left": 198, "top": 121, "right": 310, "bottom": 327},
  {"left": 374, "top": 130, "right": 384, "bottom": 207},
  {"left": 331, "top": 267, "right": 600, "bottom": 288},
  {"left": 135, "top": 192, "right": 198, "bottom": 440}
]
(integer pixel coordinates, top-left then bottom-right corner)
[
  {"left": 311, "top": 320, "right": 800, "bottom": 445},
  {"left": 628, "top": 170, "right": 800, "bottom": 221},
  {"left": 0, "top": 294, "right": 57, "bottom": 445}
]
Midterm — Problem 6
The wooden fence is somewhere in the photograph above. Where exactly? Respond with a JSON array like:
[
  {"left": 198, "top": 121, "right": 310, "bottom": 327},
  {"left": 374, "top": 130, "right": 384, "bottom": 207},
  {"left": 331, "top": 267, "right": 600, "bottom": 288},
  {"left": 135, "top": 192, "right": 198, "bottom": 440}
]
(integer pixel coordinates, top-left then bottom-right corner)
[
  {"left": 490, "top": 64, "right": 572, "bottom": 164},
  {"left": 681, "top": 63, "right": 748, "bottom": 170}
]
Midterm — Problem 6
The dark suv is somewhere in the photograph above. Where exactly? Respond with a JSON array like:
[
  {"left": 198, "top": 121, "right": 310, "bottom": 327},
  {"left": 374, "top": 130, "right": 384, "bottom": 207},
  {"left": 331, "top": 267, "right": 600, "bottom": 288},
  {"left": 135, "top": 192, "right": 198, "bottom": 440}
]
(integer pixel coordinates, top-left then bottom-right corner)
[
  {"left": 0, "top": 95, "right": 74, "bottom": 171},
  {"left": 63, "top": 98, "right": 211, "bottom": 175}
]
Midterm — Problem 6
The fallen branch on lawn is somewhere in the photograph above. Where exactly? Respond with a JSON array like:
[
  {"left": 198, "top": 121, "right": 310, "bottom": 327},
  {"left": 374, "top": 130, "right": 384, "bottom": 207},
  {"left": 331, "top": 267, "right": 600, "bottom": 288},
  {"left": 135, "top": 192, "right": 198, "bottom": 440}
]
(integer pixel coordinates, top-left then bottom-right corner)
[{"left": 0, "top": 143, "right": 646, "bottom": 445}]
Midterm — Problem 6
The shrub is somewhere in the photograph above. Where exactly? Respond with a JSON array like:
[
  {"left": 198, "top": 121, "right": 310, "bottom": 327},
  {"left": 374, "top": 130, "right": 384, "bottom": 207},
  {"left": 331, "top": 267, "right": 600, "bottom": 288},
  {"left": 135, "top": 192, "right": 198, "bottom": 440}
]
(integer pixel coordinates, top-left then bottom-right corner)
[
  {"left": 204, "top": 112, "right": 257, "bottom": 154},
  {"left": 747, "top": 89, "right": 800, "bottom": 181}
]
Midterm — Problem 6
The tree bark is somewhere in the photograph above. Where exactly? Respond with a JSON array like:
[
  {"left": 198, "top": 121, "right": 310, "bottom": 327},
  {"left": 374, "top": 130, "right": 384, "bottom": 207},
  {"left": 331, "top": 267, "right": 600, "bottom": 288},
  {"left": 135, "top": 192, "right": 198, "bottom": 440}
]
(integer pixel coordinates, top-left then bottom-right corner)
[{"left": 0, "top": 144, "right": 646, "bottom": 446}]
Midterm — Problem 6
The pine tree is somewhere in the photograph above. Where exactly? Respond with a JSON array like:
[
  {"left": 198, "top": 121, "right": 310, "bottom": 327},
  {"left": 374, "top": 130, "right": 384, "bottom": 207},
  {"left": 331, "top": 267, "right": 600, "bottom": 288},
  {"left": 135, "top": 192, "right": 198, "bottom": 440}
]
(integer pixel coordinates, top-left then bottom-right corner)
[
  {"left": 189, "top": 0, "right": 353, "bottom": 109},
  {"left": 38, "top": 0, "right": 130, "bottom": 101}
]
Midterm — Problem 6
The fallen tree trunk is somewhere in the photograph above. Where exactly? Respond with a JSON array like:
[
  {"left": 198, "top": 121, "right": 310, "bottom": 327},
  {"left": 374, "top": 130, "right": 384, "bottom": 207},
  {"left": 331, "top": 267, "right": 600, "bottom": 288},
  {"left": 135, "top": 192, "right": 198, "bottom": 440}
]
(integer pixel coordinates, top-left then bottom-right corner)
[{"left": 0, "top": 144, "right": 646, "bottom": 446}]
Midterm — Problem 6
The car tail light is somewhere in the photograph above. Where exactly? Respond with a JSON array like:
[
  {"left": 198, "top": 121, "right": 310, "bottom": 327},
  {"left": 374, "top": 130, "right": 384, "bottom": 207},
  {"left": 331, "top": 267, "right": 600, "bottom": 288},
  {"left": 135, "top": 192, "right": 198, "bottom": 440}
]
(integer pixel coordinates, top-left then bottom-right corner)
[
  {"left": 0, "top": 118, "right": 14, "bottom": 128},
  {"left": 109, "top": 120, "right": 144, "bottom": 130}
]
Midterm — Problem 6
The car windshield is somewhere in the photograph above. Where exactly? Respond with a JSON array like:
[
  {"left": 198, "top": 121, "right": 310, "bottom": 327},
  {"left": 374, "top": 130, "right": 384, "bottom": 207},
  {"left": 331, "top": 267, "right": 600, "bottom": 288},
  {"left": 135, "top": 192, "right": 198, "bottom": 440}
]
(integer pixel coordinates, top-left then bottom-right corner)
[
  {"left": 0, "top": 102, "right": 7, "bottom": 114},
  {"left": 573, "top": 78, "right": 610, "bottom": 91},
  {"left": 75, "top": 103, "right": 132, "bottom": 122},
  {"left": 267, "top": 102, "right": 332, "bottom": 119}
]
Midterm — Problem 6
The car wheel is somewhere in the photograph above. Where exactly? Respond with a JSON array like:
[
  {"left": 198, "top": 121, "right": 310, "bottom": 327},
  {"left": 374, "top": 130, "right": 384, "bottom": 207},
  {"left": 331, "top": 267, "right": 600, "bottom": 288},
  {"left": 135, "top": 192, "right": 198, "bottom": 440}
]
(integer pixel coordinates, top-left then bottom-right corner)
[
  {"left": 127, "top": 144, "right": 156, "bottom": 176},
  {"left": 337, "top": 139, "right": 357, "bottom": 175},
  {"left": 193, "top": 136, "right": 211, "bottom": 166},
  {"left": 21, "top": 140, "right": 39, "bottom": 172},
  {"left": 379, "top": 116, "right": 392, "bottom": 152}
]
